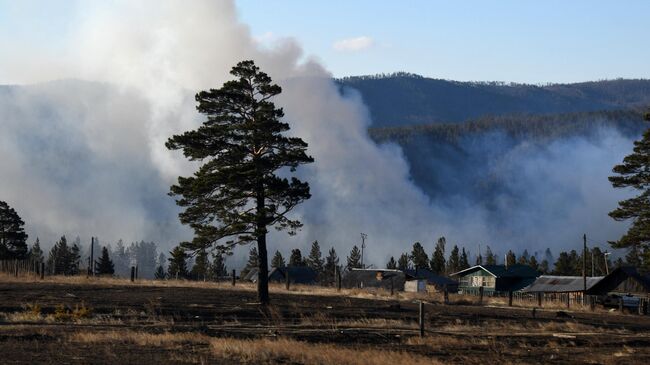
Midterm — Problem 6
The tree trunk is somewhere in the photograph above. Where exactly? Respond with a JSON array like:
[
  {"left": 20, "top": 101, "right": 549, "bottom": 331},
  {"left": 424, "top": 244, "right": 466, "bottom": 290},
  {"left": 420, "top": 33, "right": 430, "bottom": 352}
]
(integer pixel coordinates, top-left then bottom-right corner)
[{"left": 256, "top": 180, "right": 270, "bottom": 305}]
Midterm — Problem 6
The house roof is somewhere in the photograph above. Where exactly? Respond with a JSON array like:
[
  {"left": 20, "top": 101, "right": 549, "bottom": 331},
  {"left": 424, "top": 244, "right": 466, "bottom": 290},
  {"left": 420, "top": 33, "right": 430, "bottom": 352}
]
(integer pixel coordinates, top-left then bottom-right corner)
[
  {"left": 452, "top": 264, "right": 538, "bottom": 278},
  {"left": 586, "top": 266, "right": 650, "bottom": 295},
  {"left": 523, "top": 275, "right": 604, "bottom": 293},
  {"left": 342, "top": 269, "right": 407, "bottom": 289},
  {"left": 403, "top": 268, "right": 458, "bottom": 287},
  {"left": 270, "top": 266, "right": 318, "bottom": 284}
]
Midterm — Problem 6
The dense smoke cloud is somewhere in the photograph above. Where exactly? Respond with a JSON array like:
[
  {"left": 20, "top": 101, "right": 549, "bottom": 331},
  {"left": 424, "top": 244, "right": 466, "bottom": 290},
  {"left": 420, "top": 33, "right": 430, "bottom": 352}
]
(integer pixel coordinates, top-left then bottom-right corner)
[{"left": 0, "top": 0, "right": 634, "bottom": 267}]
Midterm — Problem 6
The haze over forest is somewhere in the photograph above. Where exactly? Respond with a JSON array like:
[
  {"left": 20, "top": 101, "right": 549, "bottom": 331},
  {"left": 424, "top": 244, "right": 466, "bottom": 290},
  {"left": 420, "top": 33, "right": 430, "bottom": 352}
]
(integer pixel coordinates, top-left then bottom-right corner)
[{"left": 1, "top": 1, "right": 648, "bottom": 268}]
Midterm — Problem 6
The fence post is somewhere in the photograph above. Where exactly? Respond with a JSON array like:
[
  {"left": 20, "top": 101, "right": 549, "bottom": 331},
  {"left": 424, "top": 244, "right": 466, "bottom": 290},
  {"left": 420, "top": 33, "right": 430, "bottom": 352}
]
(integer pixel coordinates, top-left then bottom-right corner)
[
  {"left": 390, "top": 277, "right": 394, "bottom": 296},
  {"left": 40, "top": 262, "right": 45, "bottom": 280},
  {"left": 419, "top": 301, "right": 425, "bottom": 337},
  {"left": 130, "top": 266, "right": 135, "bottom": 282},
  {"left": 618, "top": 297, "right": 623, "bottom": 313},
  {"left": 444, "top": 285, "right": 449, "bottom": 305},
  {"left": 508, "top": 291, "right": 513, "bottom": 307},
  {"left": 336, "top": 269, "right": 342, "bottom": 292},
  {"left": 231, "top": 269, "right": 236, "bottom": 286},
  {"left": 135, "top": 265, "right": 138, "bottom": 280},
  {"left": 285, "top": 270, "right": 290, "bottom": 290},
  {"left": 590, "top": 295, "right": 595, "bottom": 311},
  {"left": 537, "top": 292, "right": 542, "bottom": 307},
  {"left": 478, "top": 286, "right": 484, "bottom": 305}
]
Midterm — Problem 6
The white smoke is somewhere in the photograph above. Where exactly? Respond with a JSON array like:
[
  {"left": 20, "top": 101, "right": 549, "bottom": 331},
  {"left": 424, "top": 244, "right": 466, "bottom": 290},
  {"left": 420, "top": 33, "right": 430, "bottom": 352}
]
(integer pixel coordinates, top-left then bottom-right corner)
[{"left": 0, "top": 0, "right": 633, "bottom": 267}]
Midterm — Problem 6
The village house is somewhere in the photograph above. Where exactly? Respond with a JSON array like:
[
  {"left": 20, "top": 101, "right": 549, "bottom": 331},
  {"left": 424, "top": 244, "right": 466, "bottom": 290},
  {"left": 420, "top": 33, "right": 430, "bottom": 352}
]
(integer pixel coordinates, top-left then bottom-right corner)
[{"left": 452, "top": 264, "right": 539, "bottom": 295}]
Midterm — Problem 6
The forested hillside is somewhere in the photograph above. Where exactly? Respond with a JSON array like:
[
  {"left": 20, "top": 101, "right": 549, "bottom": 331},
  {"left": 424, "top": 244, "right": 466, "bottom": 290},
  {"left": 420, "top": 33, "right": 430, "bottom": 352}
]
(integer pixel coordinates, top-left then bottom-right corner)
[{"left": 338, "top": 73, "right": 650, "bottom": 127}]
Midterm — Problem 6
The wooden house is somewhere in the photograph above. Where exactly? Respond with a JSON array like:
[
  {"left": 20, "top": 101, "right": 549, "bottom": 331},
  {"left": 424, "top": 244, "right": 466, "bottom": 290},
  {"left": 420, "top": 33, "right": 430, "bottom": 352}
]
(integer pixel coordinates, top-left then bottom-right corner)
[{"left": 452, "top": 264, "right": 539, "bottom": 295}]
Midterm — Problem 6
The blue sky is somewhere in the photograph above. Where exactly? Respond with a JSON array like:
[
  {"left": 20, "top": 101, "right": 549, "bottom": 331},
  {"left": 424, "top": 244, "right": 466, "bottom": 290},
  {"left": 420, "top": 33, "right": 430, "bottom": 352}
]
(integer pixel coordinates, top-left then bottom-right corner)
[
  {"left": 1, "top": 1, "right": 648, "bottom": 84},
  {"left": 237, "top": 0, "right": 650, "bottom": 83}
]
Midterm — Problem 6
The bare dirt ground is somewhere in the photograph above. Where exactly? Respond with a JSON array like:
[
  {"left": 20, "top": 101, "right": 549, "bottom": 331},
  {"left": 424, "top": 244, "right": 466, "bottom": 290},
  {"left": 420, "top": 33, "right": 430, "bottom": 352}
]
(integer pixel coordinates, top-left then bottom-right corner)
[{"left": 0, "top": 277, "right": 649, "bottom": 364}]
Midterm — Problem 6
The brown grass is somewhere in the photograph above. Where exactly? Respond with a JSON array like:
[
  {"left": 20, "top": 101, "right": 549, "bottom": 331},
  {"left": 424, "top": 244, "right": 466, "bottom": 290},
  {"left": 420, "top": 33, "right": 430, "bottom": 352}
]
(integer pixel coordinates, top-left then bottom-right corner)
[
  {"left": 210, "top": 337, "right": 441, "bottom": 365},
  {"left": 71, "top": 331, "right": 210, "bottom": 346}
]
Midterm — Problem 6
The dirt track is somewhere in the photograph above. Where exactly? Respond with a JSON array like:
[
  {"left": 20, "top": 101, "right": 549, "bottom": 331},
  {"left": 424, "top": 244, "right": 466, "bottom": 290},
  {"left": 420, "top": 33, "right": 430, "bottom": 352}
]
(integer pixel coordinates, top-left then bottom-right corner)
[{"left": 0, "top": 281, "right": 649, "bottom": 364}]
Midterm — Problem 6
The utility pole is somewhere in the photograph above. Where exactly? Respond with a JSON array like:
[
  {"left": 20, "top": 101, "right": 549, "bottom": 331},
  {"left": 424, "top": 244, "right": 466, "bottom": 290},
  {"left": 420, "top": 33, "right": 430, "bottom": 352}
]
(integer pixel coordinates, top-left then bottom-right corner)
[
  {"left": 591, "top": 250, "right": 595, "bottom": 277},
  {"left": 583, "top": 234, "right": 587, "bottom": 296},
  {"left": 604, "top": 251, "right": 611, "bottom": 275},
  {"left": 360, "top": 233, "right": 367, "bottom": 269}
]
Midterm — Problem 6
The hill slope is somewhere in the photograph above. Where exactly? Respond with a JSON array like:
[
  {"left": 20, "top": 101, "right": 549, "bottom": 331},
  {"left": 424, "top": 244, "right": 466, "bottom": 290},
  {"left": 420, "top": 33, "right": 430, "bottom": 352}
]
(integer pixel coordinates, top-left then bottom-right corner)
[{"left": 338, "top": 73, "right": 650, "bottom": 127}]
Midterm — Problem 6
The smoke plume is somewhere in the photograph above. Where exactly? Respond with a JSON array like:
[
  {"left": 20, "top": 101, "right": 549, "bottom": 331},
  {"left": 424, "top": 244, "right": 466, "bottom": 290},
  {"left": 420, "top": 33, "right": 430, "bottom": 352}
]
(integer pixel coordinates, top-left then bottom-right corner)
[{"left": 0, "top": 0, "right": 635, "bottom": 267}]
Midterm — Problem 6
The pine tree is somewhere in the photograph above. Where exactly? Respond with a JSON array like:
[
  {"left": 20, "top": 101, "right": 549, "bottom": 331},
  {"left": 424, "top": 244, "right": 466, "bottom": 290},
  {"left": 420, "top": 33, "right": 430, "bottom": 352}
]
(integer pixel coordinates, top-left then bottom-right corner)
[
  {"left": 475, "top": 250, "right": 483, "bottom": 265},
  {"left": 447, "top": 245, "right": 460, "bottom": 274},
  {"left": 241, "top": 247, "right": 259, "bottom": 277},
  {"left": 69, "top": 243, "right": 81, "bottom": 275},
  {"left": 166, "top": 60, "right": 314, "bottom": 305},
  {"left": 529, "top": 255, "right": 539, "bottom": 272},
  {"left": 553, "top": 251, "right": 573, "bottom": 275},
  {"left": 30, "top": 238, "right": 44, "bottom": 263},
  {"left": 410, "top": 242, "right": 429, "bottom": 270},
  {"left": 460, "top": 248, "right": 470, "bottom": 270},
  {"left": 211, "top": 251, "right": 228, "bottom": 278},
  {"left": 386, "top": 256, "right": 397, "bottom": 269},
  {"left": 625, "top": 245, "right": 642, "bottom": 267},
  {"left": 540, "top": 259, "right": 550, "bottom": 274},
  {"left": 609, "top": 112, "right": 650, "bottom": 255},
  {"left": 168, "top": 246, "right": 189, "bottom": 279},
  {"left": 0, "top": 201, "right": 28, "bottom": 260},
  {"left": 430, "top": 237, "right": 446, "bottom": 274},
  {"left": 346, "top": 245, "right": 362, "bottom": 271},
  {"left": 397, "top": 253, "right": 411, "bottom": 270},
  {"left": 289, "top": 248, "right": 305, "bottom": 267},
  {"left": 154, "top": 265, "right": 166, "bottom": 279},
  {"left": 271, "top": 250, "right": 285, "bottom": 268},
  {"left": 191, "top": 248, "right": 210, "bottom": 280},
  {"left": 506, "top": 250, "right": 516, "bottom": 267},
  {"left": 306, "top": 241, "right": 324, "bottom": 279},
  {"left": 95, "top": 247, "right": 115, "bottom": 275},
  {"left": 47, "top": 236, "right": 71, "bottom": 275},
  {"left": 323, "top": 247, "right": 339, "bottom": 285},
  {"left": 485, "top": 246, "right": 497, "bottom": 265},
  {"left": 518, "top": 249, "right": 529, "bottom": 265}
]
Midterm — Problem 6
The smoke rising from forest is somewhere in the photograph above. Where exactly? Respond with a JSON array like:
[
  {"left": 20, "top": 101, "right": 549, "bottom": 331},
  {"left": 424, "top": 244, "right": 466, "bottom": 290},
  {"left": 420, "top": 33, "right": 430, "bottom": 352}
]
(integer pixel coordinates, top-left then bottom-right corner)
[{"left": 0, "top": 0, "right": 636, "bottom": 267}]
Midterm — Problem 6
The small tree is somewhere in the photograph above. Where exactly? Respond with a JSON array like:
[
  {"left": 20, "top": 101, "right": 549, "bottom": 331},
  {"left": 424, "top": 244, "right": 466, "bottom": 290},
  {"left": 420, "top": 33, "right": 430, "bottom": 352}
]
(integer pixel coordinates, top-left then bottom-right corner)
[
  {"left": 346, "top": 245, "right": 362, "bottom": 271},
  {"left": 430, "top": 237, "right": 446, "bottom": 275},
  {"left": 47, "top": 236, "right": 70, "bottom": 275},
  {"left": 410, "top": 242, "right": 429, "bottom": 270},
  {"left": 529, "top": 256, "right": 539, "bottom": 272},
  {"left": 30, "top": 238, "right": 44, "bottom": 263},
  {"left": 460, "top": 248, "right": 470, "bottom": 270},
  {"left": 168, "top": 246, "right": 189, "bottom": 279},
  {"left": 506, "top": 250, "right": 516, "bottom": 267},
  {"left": 166, "top": 60, "right": 314, "bottom": 304},
  {"left": 323, "top": 247, "right": 339, "bottom": 285},
  {"left": 191, "top": 248, "right": 210, "bottom": 280},
  {"left": 271, "top": 250, "right": 285, "bottom": 268},
  {"left": 306, "top": 241, "right": 324, "bottom": 279},
  {"left": 447, "top": 245, "right": 460, "bottom": 274},
  {"left": 211, "top": 251, "right": 228, "bottom": 278},
  {"left": 485, "top": 246, "right": 497, "bottom": 265},
  {"left": 0, "top": 201, "right": 28, "bottom": 260},
  {"left": 154, "top": 265, "right": 166, "bottom": 279},
  {"left": 289, "top": 248, "right": 305, "bottom": 267},
  {"left": 95, "top": 247, "right": 115, "bottom": 275},
  {"left": 397, "top": 253, "right": 411, "bottom": 270},
  {"left": 386, "top": 256, "right": 397, "bottom": 269},
  {"left": 241, "top": 247, "right": 259, "bottom": 277}
]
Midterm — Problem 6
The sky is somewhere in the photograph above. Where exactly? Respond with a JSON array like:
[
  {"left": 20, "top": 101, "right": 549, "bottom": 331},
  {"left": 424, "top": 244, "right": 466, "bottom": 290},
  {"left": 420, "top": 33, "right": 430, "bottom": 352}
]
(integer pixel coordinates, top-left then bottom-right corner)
[
  {"left": 0, "top": 1, "right": 648, "bottom": 84},
  {"left": 236, "top": 0, "right": 650, "bottom": 83}
]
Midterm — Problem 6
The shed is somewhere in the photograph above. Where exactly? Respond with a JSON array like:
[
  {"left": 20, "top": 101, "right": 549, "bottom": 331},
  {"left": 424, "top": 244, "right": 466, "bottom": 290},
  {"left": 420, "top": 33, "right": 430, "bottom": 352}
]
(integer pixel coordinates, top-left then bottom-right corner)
[
  {"left": 269, "top": 267, "right": 318, "bottom": 285},
  {"left": 523, "top": 276, "right": 604, "bottom": 293},
  {"left": 403, "top": 268, "right": 459, "bottom": 292},
  {"left": 586, "top": 267, "right": 650, "bottom": 297},
  {"left": 452, "top": 264, "right": 539, "bottom": 295},
  {"left": 342, "top": 269, "right": 407, "bottom": 291},
  {"left": 404, "top": 279, "right": 427, "bottom": 293}
]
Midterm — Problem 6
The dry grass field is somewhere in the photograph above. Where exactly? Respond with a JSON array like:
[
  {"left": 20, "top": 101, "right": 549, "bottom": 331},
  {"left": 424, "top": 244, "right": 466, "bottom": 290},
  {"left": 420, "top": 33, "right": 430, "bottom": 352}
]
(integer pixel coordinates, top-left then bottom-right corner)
[{"left": 0, "top": 274, "right": 649, "bottom": 364}]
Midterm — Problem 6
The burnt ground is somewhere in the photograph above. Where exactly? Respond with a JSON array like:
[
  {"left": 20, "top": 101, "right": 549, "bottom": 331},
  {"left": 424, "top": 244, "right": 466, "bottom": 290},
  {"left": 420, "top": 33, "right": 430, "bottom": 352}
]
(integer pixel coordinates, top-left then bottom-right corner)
[{"left": 0, "top": 281, "right": 649, "bottom": 364}]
